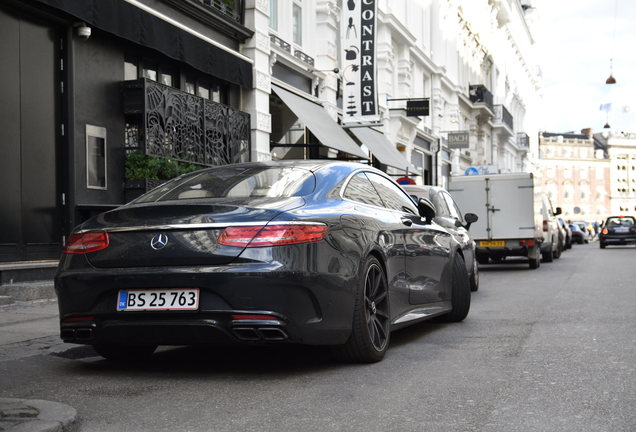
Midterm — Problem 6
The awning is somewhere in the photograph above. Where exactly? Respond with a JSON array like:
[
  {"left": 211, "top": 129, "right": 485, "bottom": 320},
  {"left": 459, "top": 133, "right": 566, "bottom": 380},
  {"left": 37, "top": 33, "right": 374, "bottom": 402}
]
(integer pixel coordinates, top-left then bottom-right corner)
[
  {"left": 32, "top": 0, "right": 252, "bottom": 88},
  {"left": 350, "top": 127, "right": 416, "bottom": 172},
  {"left": 272, "top": 85, "right": 368, "bottom": 159}
]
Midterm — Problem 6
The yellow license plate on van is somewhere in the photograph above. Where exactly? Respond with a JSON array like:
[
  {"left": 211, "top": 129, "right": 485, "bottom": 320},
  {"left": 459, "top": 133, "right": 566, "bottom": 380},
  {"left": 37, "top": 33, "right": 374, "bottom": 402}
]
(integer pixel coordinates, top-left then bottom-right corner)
[{"left": 479, "top": 240, "right": 505, "bottom": 247}]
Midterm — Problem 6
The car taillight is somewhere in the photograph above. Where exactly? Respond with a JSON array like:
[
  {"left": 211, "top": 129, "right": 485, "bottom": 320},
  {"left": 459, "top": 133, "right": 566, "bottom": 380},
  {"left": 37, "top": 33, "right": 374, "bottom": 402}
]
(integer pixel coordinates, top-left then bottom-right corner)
[
  {"left": 543, "top": 220, "right": 548, "bottom": 232},
  {"left": 63, "top": 232, "right": 109, "bottom": 254},
  {"left": 217, "top": 224, "right": 328, "bottom": 247},
  {"left": 602, "top": 228, "right": 608, "bottom": 235}
]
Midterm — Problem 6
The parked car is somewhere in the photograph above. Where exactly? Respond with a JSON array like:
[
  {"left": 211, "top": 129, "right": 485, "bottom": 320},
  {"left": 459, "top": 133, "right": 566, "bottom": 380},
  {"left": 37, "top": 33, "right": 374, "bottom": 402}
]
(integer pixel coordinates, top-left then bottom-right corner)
[
  {"left": 572, "top": 221, "right": 591, "bottom": 240},
  {"left": 55, "top": 161, "right": 472, "bottom": 363},
  {"left": 599, "top": 215, "right": 636, "bottom": 248},
  {"left": 402, "top": 184, "right": 480, "bottom": 291},
  {"left": 569, "top": 223, "right": 588, "bottom": 244},
  {"left": 558, "top": 217, "right": 572, "bottom": 249}
]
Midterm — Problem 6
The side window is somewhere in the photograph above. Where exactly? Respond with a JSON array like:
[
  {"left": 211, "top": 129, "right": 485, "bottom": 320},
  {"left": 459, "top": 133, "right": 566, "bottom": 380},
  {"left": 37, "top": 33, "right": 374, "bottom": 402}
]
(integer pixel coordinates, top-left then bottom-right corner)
[
  {"left": 343, "top": 173, "right": 384, "bottom": 208},
  {"left": 364, "top": 172, "right": 418, "bottom": 214},
  {"left": 430, "top": 190, "right": 450, "bottom": 217},
  {"left": 442, "top": 192, "right": 462, "bottom": 220}
]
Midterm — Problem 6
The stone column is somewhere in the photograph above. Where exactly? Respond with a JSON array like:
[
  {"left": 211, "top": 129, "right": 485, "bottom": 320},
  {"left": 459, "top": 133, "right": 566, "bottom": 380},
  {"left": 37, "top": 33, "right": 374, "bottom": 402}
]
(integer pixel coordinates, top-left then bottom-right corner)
[{"left": 242, "top": 0, "right": 272, "bottom": 161}]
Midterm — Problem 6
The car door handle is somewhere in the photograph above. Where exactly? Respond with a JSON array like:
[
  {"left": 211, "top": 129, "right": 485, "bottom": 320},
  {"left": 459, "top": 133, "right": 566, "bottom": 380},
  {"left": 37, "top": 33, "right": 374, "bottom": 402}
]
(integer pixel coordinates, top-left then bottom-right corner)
[{"left": 401, "top": 217, "right": 413, "bottom": 227}]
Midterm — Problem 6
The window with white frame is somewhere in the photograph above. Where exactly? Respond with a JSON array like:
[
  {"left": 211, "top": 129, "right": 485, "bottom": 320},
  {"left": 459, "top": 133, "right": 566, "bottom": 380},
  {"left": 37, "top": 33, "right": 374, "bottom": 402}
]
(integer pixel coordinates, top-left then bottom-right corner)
[
  {"left": 292, "top": 2, "right": 302, "bottom": 45},
  {"left": 269, "top": 0, "right": 278, "bottom": 31},
  {"left": 86, "top": 125, "right": 107, "bottom": 190}
]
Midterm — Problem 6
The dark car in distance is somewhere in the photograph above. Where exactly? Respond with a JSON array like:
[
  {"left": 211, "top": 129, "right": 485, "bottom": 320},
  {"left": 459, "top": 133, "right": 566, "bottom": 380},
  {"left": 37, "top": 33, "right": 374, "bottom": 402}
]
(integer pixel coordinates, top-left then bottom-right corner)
[
  {"left": 401, "top": 185, "right": 479, "bottom": 291},
  {"left": 55, "top": 161, "right": 471, "bottom": 363},
  {"left": 599, "top": 216, "right": 636, "bottom": 248}
]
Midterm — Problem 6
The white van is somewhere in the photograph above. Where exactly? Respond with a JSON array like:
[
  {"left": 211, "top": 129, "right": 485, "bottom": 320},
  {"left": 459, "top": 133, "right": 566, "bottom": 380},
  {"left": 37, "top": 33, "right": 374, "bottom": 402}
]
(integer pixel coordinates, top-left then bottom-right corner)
[{"left": 448, "top": 173, "right": 562, "bottom": 269}]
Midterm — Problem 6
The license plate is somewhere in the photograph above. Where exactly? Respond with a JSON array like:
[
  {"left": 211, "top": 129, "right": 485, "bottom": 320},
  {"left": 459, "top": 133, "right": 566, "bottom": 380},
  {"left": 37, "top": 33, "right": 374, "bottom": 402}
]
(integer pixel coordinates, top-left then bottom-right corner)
[
  {"left": 479, "top": 240, "right": 505, "bottom": 247},
  {"left": 614, "top": 227, "right": 628, "bottom": 233},
  {"left": 116, "top": 288, "right": 199, "bottom": 311}
]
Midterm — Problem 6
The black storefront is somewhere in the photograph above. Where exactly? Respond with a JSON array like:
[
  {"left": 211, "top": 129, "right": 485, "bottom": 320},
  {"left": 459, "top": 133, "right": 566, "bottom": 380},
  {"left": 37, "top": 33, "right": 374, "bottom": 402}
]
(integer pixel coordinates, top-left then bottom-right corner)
[{"left": 0, "top": 0, "right": 253, "bottom": 263}]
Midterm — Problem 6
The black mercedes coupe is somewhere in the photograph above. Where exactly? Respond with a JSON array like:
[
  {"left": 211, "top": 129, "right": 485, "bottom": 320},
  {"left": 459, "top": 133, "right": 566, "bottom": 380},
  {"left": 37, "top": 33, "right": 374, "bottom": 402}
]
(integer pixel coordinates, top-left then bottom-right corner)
[{"left": 55, "top": 161, "right": 471, "bottom": 363}]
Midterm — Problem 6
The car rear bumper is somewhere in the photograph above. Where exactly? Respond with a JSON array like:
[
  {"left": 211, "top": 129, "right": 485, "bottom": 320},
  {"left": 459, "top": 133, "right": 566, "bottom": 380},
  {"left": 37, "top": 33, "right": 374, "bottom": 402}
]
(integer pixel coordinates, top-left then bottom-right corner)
[
  {"left": 600, "top": 235, "right": 636, "bottom": 245},
  {"left": 55, "top": 264, "right": 356, "bottom": 347}
]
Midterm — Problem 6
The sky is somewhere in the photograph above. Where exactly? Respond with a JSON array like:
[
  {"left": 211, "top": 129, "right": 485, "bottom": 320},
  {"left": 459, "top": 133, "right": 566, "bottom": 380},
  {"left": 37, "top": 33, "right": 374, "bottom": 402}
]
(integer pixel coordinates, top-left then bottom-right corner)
[{"left": 533, "top": 0, "right": 636, "bottom": 134}]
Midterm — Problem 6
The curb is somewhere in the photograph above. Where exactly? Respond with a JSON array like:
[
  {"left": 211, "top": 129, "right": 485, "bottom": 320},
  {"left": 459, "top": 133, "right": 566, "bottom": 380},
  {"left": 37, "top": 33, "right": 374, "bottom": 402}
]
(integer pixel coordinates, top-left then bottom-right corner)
[
  {"left": 0, "top": 398, "right": 76, "bottom": 432},
  {"left": 0, "top": 283, "right": 56, "bottom": 302}
]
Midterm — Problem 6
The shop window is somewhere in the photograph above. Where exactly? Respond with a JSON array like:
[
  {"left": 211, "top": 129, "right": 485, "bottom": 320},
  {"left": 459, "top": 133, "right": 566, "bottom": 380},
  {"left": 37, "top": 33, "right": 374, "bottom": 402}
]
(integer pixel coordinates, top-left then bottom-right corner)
[
  {"left": 142, "top": 65, "right": 157, "bottom": 82},
  {"left": 160, "top": 73, "right": 174, "bottom": 87},
  {"left": 197, "top": 85, "right": 210, "bottom": 99},
  {"left": 185, "top": 80, "right": 196, "bottom": 95},
  {"left": 86, "top": 125, "right": 107, "bottom": 190},
  {"left": 124, "top": 60, "right": 138, "bottom": 80}
]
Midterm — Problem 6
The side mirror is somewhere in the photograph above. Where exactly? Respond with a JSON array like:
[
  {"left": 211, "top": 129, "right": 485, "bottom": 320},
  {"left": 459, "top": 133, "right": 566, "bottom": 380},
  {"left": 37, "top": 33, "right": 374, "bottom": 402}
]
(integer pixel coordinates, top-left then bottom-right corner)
[
  {"left": 464, "top": 212, "right": 478, "bottom": 229},
  {"left": 418, "top": 198, "right": 436, "bottom": 223},
  {"left": 554, "top": 206, "right": 562, "bottom": 216}
]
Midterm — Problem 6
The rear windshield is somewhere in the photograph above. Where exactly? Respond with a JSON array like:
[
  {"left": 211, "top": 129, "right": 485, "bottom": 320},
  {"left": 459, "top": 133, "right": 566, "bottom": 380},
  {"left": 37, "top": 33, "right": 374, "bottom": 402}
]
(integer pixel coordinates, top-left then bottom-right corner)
[
  {"left": 605, "top": 216, "right": 636, "bottom": 226},
  {"left": 134, "top": 166, "right": 315, "bottom": 203}
]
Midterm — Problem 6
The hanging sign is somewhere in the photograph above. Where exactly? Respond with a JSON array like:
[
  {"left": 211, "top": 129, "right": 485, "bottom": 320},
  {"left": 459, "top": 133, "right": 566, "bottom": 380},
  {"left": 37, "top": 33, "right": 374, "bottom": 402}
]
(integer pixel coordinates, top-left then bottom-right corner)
[
  {"left": 406, "top": 99, "right": 430, "bottom": 117},
  {"left": 341, "top": 0, "right": 379, "bottom": 124},
  {"left": 448, "top": 131, "right": 470, "bottom": 149}
]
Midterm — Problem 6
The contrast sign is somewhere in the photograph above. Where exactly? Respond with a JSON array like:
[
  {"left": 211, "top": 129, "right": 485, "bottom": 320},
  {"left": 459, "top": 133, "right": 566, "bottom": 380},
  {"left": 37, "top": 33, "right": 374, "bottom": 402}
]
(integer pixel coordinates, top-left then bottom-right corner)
[
  {"left": 341, "top": 0, "right": 379, "bottom": 124},
  {"left": 447, "top": 131, "right": 470, "bottom": 149}
]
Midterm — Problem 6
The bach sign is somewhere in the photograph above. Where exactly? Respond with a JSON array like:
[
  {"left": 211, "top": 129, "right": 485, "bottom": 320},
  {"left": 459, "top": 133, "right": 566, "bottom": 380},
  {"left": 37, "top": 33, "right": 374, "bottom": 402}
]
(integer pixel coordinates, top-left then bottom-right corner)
[{"left": 341, "top": 0, "right": 379, "bottom": 124}]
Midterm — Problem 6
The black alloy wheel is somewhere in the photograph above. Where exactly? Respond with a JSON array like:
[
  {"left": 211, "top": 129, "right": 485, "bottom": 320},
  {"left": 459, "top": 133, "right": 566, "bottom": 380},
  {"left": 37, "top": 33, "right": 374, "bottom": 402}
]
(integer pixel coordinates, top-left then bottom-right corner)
[{"left": 333, "top": 256, "right": 390, "bottom": 363}]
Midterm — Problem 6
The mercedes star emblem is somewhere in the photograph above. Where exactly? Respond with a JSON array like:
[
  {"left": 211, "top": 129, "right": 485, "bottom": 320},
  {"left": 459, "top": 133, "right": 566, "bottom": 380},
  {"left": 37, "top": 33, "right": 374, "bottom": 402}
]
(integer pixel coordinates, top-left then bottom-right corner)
[{"left": 150, "top": 233, "right": 169, "bottom": 250}]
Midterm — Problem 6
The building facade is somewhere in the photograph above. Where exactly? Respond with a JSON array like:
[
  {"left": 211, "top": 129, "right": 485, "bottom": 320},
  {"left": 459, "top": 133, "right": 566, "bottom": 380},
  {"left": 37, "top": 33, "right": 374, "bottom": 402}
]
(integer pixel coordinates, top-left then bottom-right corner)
[
  {"left": 0, "top": 0, "right": 253, "bottom": 262},
  {"left": 538, "top": 131, "right": 611, "bottom": 222},
  {"left": 1, "top": 0, "right": 542, "bottom": 264},
  {"left": 246, "top": 0, "right": 542, "bottom": 189},
  {"left": 605, "top": 132, "right": 636, "bottom": 215}
]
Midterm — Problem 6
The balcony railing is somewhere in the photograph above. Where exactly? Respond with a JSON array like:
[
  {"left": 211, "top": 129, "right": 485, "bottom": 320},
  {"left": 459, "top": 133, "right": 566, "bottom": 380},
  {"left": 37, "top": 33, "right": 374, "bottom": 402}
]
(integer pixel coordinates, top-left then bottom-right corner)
[
  {"left": 195, "top": 0, "right": 243, "bottom": 23},
  {"left": 122, "top": 79, "right": 250, "bottom": 167},
  {"left": 162, "top": 0, "right": 252, "bottom": 42},
  {"left": 494, "top": 105, "right": 514, "bottom": 131},
  {"left": 468, "top": 84, "right": 494, "bottom": 111}
]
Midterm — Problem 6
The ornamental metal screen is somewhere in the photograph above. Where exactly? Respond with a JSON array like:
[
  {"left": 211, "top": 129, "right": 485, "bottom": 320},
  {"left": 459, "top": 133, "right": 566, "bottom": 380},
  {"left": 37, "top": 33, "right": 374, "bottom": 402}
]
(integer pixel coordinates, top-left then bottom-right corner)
[{"left": 123, "top": 79, "right": 250, "bottom": 166}]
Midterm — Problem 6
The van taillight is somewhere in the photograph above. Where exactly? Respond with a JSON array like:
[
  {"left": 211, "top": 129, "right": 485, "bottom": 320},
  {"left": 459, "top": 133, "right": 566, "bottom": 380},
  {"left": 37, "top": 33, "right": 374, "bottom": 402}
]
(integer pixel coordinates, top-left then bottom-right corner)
[
  {"left": 218, "top": 224, "right": 328, "bottom": 247},
  {"left": 543, "top": 220, "right": 548, "bottom": 232},
  {"left": 63, "top": 232, "right": 109, "bottom": 254}
]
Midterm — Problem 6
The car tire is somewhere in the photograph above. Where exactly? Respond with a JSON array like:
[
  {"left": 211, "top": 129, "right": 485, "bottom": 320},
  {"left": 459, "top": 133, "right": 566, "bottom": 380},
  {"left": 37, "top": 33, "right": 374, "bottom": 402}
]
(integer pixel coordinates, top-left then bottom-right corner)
[
  {"left": 333, "top": 256, "right": 390, "bottom": 363},
  {"left": 553, "top": 240, "right": 563, "bottom": 259},
  {"left": 529, "top": 254, "right": 540, "bottom": 269},
  {"left": 93, "top": 344, "right": 157, "bottom": 361},
  {"left": 469, "top": 256, "right": 479, "bottom": 292},
  {"left": 438, "top": 255, "right": 471, "bottom": 322},
  {"left": 600, "top": 242, "right": 606, "bottom": 249},
  {"left": 542, "top": 243, "right": 554, "bottom": 262}
]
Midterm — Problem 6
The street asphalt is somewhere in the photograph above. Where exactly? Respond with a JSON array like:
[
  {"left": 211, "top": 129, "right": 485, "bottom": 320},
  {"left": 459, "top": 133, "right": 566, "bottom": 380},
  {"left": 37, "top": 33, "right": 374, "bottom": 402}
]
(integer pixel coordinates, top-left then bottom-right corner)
[{"left": 0, "top": 300, "right": 77, "bottom": 432}]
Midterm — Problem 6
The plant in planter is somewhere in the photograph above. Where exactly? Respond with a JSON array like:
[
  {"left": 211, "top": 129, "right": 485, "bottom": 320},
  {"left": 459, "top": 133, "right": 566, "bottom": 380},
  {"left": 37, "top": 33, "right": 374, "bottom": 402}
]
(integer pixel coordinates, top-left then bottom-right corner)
[{"left": 124, "top": 152, "right": 203, "bottom": 201}]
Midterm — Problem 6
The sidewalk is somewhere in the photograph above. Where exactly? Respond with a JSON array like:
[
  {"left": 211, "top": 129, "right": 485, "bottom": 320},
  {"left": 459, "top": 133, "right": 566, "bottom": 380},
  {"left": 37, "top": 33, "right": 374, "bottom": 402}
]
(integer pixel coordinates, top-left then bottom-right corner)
[
  {"left": 0, "top": 300, "right": 78, "bottom": 431},
  {"left": 0, "top": 398, "right": 76, "bottom": 432}
]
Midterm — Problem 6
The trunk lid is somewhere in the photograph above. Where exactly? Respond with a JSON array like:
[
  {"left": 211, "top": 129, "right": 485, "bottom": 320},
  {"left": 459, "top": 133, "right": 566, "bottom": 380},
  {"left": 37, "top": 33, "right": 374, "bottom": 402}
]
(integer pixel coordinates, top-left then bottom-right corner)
[{"left": 80, "top": 197, "right": 304, "bottom": 268}]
